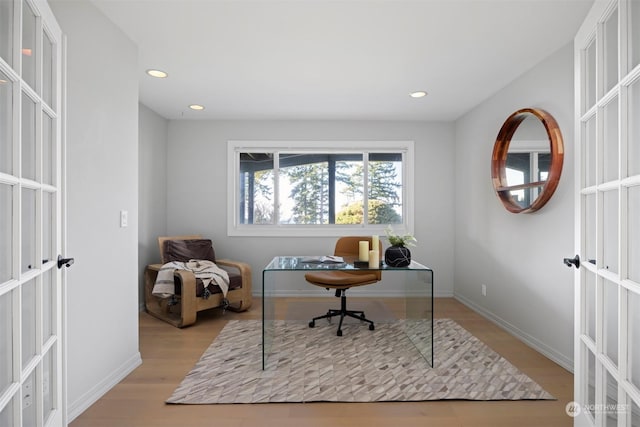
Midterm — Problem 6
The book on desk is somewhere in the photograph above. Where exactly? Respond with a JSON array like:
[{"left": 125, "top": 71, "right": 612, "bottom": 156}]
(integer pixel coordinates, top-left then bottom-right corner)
[{"left": 300, "top": 255, "right": 345, "bottom": 264}]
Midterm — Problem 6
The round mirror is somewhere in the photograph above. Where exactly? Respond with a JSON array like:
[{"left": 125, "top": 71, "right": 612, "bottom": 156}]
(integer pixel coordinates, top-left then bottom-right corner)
[{"left": 491, "top": 108, "right": 564, "bottom": 213}]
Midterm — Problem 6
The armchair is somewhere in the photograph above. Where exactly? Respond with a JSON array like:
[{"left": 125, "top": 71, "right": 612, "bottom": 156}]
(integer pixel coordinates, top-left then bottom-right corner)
[{"left": 144, "top": 235, "right": 252, "bottom": 328}]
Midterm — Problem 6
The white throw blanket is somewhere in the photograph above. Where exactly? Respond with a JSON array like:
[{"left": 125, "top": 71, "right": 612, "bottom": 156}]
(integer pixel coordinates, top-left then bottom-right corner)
[{"left": 152, "top": 260, "right": 230, "bottom": 299}]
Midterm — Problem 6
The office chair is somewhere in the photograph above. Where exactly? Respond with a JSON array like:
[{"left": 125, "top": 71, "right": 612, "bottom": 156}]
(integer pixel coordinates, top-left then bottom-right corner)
[{"left": 306, "top": 236, "right": 382, "bottom": 336}]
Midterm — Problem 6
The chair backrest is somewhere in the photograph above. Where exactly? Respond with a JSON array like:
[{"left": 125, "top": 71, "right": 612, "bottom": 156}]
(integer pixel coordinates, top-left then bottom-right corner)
[
  {"left": 158, "top": 234, "right": 202, "bottom": 264},
  {"left": 334, "top": 236, "right": 383, "bottom": 281}
]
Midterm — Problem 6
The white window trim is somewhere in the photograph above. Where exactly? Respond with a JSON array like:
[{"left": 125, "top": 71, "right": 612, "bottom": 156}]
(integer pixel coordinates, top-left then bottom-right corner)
[{"left": 227, "top": 140, "right": 415, "bottom": 237}]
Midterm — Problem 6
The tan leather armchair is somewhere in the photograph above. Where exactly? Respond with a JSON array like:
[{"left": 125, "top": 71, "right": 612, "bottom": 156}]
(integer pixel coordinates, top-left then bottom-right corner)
[{"left": 144, "top": 235, "right": 252, "bottom": 328}]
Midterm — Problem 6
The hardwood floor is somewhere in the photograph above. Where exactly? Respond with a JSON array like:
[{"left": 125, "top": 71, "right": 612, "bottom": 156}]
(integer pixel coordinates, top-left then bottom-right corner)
[{"left": 69, "top": 297, "right": 574, "bottom": 427}]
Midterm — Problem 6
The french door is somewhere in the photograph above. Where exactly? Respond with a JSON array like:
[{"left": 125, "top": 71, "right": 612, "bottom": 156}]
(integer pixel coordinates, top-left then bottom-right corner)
[
  {"left": 574, "top": 0, "right": 640, "bottom": 426},
  {"left": 0, "top": 1, "right": 65, "bottom": 426}
]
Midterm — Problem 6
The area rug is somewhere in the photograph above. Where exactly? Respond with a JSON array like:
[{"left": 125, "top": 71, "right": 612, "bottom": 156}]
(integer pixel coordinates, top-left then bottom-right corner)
[{"left": 166, "top": 318, "right": 554, "bottom": 404}]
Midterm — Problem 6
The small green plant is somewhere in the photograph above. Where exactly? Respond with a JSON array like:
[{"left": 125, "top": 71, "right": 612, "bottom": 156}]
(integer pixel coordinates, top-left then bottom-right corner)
[{"left": 384, "top": 226, "right": 417, "bottom": 247}]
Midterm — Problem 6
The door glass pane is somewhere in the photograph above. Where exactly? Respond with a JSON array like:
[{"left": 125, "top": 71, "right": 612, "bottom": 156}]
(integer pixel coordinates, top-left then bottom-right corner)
[
  {"left": 631, "top": 78, "right": 640, "bottom": 177},
  {"left": 42, "top": 269, "right": 53, "bottom": 342},
  {"left": 43, "top": 31, "right": 54, "bottom": 108},
  {"left": 21, "top": 92, "right": 36, "bottom": 181},
  {"left": 43, "top": 191, "right": 52, "bottom": 264},
  {"left": 42, "top": 348, "right": 53, "bottom": 423},
  {"left": 587, "top": 348, "right": 596, "bottom": 420},
  {"left": 586, "top": 271, "right": 596, "bottom": 341},
  {"left": 603, "top": 279, "right": 618, "bottom": 366},
  {"left": 22, "top": 370, "right": 36, "bottom": 427},
  {"left": 632, "top": 400, "right": 640, "bottom": 427},
  {"left": 604, "top": 7, "right": 618, "bottom": 94},
  {"left": 585, "top": 39, "right": 597, "bottom": 112},
  {"left": 0, "top": 291, "right": 12, "bottom": 397},
  {"left": 0, "top": 184, "right": 11, "bottom": 283},
  {"left": 603, "top": 190, "right": 619, "bottom": 274},
  {"left": 630, "top": 186, "right": 640, "bottom": 283},
  {"left": 43, "top": 113, "right": 54, "bottom": 185},
  {"left": 0, "top": 396, "right": 15, "bottom": 427},
  {"left": 631, "top": 0, "right": 640, "bottom": 71},
  {"left": 21, "top": 279, "right": 36, "bottom": 368},
  {"left": 0, "top": 70, "right": 12, "bottom": 175},
  {"left": 585, "top": 115, "right": 597, "bottom": 187},
  {"left": 629, "top": 290, "right": 640, "bottom": 390},
  {"left": 21, "top": 188, "right": 35, "bottom": 273},
  {"left": 0, "top": 0, "right": 13, "bottom": 66},
  {"left": 605, "top": 371, "right": 618, "bottom": 427},
  {"left": 21, "top": 0, "right": 36, "bottom": 91},
  {"left": 585, "top": 193, "right": 597, "bottom": 264},
  {"left": 603, "top": 97, "right": 619, "bottom": 183}
]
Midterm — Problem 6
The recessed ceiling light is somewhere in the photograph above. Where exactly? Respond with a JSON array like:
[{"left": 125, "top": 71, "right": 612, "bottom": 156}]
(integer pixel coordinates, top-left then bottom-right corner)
[
  {"left": 189, "top": 104, "right": 205, "bottom": 111},
  {"left": 146, "top": 69, "right": 168, "bottom": 78},
  {"left": 410, "top": 91, "right": 428, "bottom": 98},
  {"left": 0, "top": 79, "right": 8, "bottom": 84}
]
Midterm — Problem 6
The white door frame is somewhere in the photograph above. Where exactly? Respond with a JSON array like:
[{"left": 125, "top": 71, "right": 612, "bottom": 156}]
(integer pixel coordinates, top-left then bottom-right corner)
[
  {"left": 0, "top": 0, "right": 66, "bottom": 425},
  {"left": 573, "top": 0, "right": 640, "bottom": 426}
]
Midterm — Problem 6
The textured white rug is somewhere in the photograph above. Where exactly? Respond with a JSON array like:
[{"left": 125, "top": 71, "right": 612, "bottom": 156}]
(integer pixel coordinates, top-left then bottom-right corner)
[{"left": 167, "top": 318, "right": 554, "bottom": 404}]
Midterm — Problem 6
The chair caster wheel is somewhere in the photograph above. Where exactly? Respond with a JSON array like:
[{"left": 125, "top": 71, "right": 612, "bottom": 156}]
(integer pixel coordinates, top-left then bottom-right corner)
[
  {"left": 369, "top": 324, "right": 375, "bottom": 331},
  {"left": 309, "top": 321, "right": 315, "bottom": 328},
  {"left": 337, "top": 329, "right": 343, "bottom": 337}
]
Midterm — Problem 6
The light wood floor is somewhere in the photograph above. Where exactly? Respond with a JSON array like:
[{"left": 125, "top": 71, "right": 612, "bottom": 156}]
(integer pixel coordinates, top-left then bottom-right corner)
[{"left": 69, "top": 297, "right": 574, "bottom": 427}]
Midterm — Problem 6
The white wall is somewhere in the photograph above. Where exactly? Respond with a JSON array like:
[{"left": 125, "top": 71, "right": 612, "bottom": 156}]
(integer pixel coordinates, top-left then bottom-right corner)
[
  {"left": 164, "top": 120, "right": 455, "bottom": 297},
  {"left": 49, "top": 0, "right": 141, "bottom": 421},
  {"left": 454, "top": 42, "right": 575, "bottom": 369},
  {"left": 138, "top": 104, "right": 168, "bottom": 307}
]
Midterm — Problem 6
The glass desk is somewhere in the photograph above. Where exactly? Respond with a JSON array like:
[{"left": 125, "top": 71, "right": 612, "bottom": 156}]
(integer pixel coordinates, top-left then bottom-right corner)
[{"left": 262, "top": 256, "right": 433, "bottom": 370}]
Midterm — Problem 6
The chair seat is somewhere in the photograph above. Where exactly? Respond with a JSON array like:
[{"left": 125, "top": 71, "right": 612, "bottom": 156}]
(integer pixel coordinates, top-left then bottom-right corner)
[{"left": 305, "top": 271, "right": 378, "bottom": 288}]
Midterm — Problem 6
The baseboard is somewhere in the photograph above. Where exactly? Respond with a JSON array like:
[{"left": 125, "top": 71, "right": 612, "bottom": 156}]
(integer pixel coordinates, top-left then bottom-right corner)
[
  {"left": 67, "top": 352, "right": 142, "bottom": 423},
  {"left": 454, "top": 292, "right": 573, "bottom": 373}
]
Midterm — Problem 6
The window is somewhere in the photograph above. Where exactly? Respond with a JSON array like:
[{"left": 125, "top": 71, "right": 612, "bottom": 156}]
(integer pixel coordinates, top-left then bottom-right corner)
[
  {"left": 228, "top": 140, "right": 414, "bottom": 236},
  {"left": 505, "top": 151, "right": 551, "bottom": 208}
]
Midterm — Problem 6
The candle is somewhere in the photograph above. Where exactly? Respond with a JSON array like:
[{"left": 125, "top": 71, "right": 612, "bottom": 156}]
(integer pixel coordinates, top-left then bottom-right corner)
[
  {"left": 359, "top": 241, "right": 369, "bottom": 261},
  {"left": 368, "top": 249, "right": 379, "bottom": 269},
  {"left": 371, "top": 235, "right": 379, "bottom": 252}
]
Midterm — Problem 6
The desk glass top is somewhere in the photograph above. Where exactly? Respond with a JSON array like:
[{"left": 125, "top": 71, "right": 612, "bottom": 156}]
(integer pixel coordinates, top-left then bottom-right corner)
[{"left": 263, "top": 255, "right": 432, "bottom": 272}]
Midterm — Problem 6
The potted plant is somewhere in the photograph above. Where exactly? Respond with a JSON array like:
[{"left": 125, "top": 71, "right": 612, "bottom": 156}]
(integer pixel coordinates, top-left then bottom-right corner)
[{"left": 384, "top": 226, "right": 417, "bottom": 267}]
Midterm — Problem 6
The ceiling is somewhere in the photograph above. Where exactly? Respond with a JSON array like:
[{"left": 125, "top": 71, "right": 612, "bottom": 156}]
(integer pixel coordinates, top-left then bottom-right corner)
[{"left": 91, "top": 0, "right": 594, "bottom": 121}]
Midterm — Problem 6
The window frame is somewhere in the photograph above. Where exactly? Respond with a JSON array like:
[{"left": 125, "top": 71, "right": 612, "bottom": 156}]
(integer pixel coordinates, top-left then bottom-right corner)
[{"left": 227, "top": 140, "right": 414, "bottom": 237}]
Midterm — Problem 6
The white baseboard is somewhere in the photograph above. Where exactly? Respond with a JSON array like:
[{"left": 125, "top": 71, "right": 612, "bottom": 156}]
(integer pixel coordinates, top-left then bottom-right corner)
[
  {"left": 67, "top": 352, "right": 142, "bottom": 423},
  {"left": 454, "top": 292, "right": 573, "bottom": 373}
]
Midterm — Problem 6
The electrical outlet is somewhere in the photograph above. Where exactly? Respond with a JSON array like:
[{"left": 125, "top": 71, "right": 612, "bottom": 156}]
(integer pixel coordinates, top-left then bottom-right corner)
[{"left": 481, "top": 284, "right": 487, "bottom": 296}]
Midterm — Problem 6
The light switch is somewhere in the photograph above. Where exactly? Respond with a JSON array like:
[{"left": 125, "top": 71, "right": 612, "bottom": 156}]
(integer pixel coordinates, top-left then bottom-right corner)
[{"left": 120, "top": 210, "right": 128, "bottom": 228}]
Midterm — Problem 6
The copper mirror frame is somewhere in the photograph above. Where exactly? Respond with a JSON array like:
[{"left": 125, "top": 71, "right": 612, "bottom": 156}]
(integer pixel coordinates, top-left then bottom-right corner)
[{"left": 491, "top": 108, "right": 564, "bottom": 213}]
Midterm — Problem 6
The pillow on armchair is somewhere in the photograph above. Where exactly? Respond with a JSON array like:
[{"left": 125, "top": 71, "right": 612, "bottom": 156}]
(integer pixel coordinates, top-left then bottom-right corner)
[{"left": 162, "top": 239, "right": 216, "bottom": 264}]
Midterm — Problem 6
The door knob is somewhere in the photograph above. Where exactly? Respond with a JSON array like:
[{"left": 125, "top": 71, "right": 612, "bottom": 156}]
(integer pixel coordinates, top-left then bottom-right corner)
[
  {"left": 57, "top": 255, "right": 75, "bottom": 269},
  {"left": 563, "top": 254, "right": 580, "bottom": 269}
]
